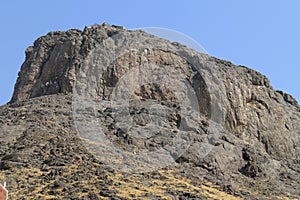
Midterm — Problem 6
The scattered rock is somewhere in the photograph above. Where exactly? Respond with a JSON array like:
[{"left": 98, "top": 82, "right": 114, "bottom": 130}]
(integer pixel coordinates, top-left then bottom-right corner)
[{"left": 0, "top": 23, "right": 299, "bottom": 199}]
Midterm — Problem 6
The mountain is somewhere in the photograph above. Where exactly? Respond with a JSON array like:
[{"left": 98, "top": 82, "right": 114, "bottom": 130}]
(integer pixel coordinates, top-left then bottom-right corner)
[{"left": 0, "top": 23, "right": 299, "bottom": 199}]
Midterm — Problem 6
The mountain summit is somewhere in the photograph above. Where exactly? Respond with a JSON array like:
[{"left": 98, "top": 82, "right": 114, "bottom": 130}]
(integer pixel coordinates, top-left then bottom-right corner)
[{"left": 1, "top": 23, "right": 299, "bottom": 199}]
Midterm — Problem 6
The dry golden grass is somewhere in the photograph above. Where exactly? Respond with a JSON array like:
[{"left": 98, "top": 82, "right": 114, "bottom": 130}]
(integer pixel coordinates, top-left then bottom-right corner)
[
  {"left": 107, "top": 169, "right": 241, "bottom": 200},
  {"left": 0, "top": 165, "right": 297, "bottom": 199}
]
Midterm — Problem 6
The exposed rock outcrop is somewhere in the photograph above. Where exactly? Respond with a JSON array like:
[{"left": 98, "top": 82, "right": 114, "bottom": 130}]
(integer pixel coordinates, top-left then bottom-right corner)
[{"left": 1, "top": 23, "right": 299, "bottom": 199}]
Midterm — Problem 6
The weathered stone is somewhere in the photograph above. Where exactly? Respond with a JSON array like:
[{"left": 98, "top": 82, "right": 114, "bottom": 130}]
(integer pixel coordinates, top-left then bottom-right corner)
[{"left": 0, "top": 24, "right": 299, "bottom": 199}]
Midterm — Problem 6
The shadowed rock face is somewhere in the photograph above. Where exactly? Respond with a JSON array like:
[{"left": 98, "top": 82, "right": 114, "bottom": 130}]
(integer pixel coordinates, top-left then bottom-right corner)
[{"left": 1, "top": 24, "right": 300, "bottom": 199}]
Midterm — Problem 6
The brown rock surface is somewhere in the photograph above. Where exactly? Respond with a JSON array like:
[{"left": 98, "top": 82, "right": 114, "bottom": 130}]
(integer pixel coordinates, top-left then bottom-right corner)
[{"left": 1, "top": 23, "right": 299, "bottom": 199}]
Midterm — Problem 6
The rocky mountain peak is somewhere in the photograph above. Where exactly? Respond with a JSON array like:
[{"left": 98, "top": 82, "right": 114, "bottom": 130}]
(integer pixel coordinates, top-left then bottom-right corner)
[
  {"left": 11, "top": 24, "right": 126, "bottom": 103},
  {"left": 1, "top": 23, "right": 299, "bottom": 199}
]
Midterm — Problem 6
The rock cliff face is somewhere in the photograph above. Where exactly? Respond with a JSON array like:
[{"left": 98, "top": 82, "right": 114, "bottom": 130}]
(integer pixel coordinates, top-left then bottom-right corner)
[{"left": 1, "top": 23, "right": 299, "bottom": 199}]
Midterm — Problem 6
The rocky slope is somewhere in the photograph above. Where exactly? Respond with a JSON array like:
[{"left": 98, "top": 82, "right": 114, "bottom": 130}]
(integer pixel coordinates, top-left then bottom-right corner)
[{"left": 0, "top": 23, "right": 299, "bottom": 199}]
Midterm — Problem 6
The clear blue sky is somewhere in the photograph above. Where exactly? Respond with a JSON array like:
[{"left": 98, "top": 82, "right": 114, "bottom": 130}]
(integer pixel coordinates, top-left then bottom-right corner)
[{"left": 0, "top": 1, "right": 299, "bottom": 105}]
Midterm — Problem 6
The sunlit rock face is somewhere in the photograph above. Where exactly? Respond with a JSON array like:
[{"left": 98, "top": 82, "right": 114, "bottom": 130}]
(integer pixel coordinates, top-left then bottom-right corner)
[{"left": 2, "top": 23, "right": 299, "bottom": 199}]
